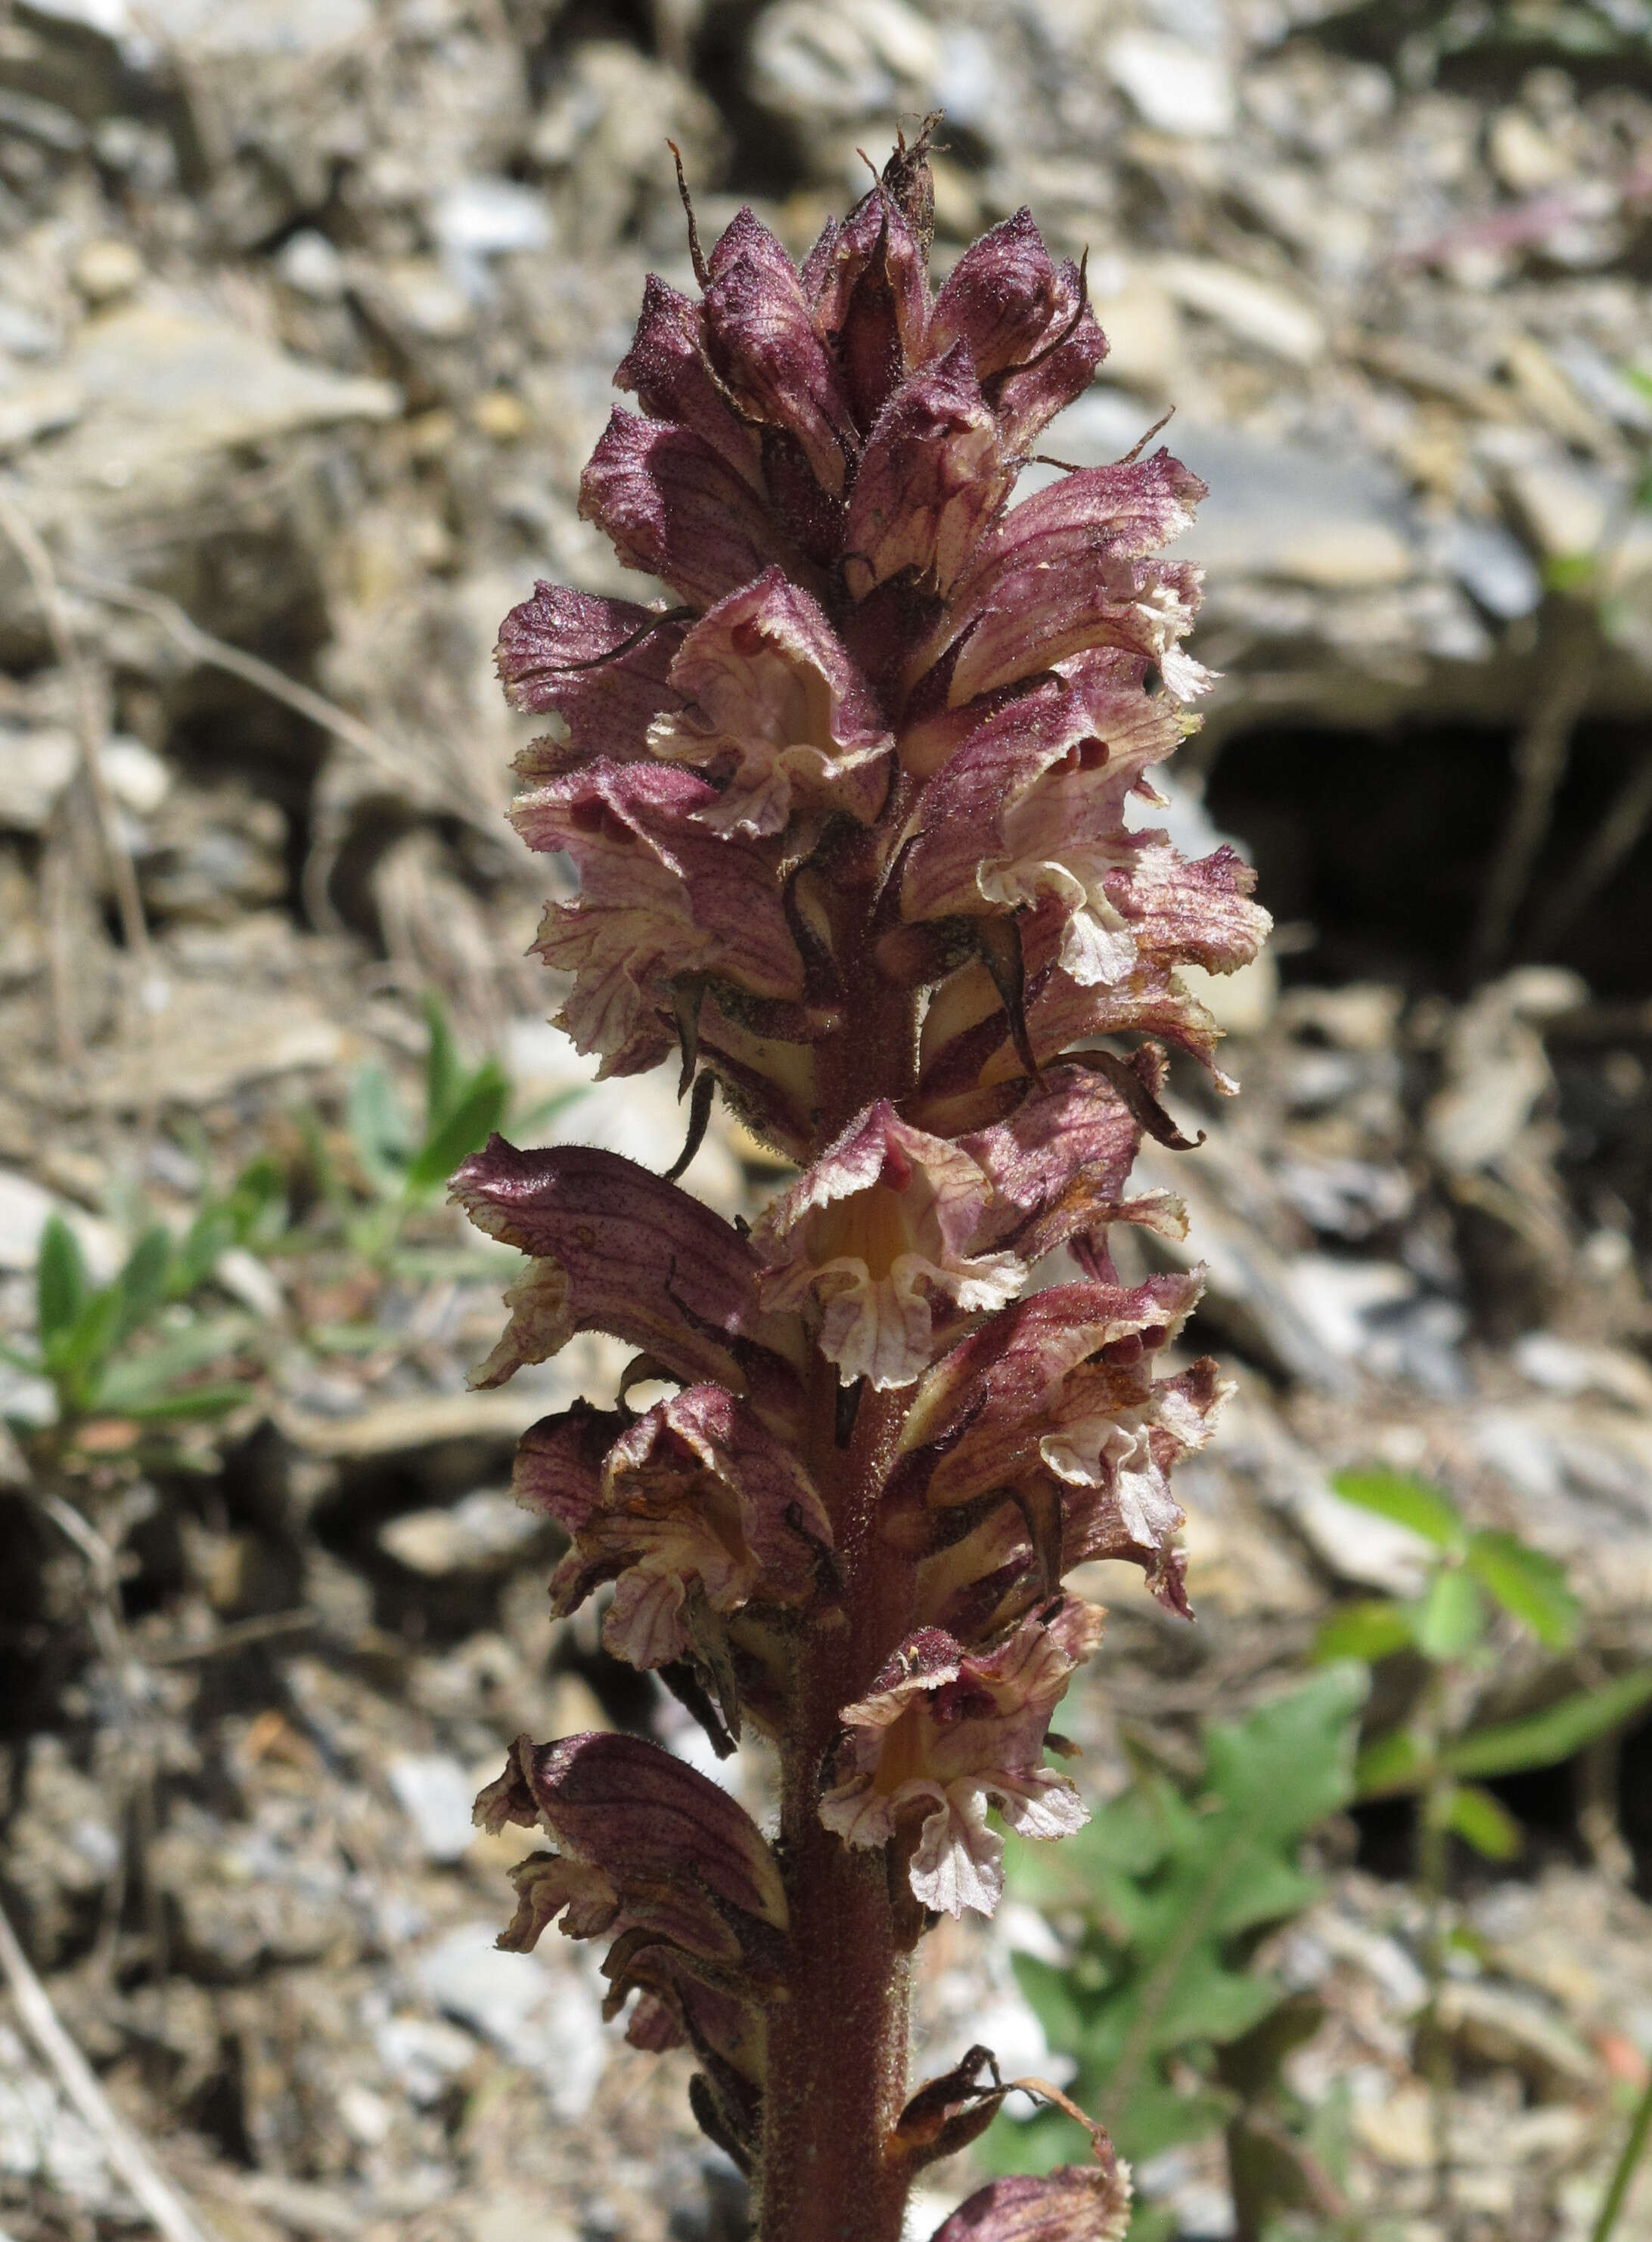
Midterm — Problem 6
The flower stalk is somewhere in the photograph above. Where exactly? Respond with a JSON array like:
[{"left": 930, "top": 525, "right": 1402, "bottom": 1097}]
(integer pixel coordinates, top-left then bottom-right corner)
[{"left": 457, "top": 123, "right": 1268, "bottom": 2242}]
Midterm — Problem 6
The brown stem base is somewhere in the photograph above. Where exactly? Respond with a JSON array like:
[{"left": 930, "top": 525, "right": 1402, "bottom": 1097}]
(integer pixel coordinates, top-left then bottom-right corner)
[
  {"left": 758, "top": 1803, "right": 913, "bottom": 2242},
  {"left": 757, "top": 1350, "right": 921, "bottom": 2241}
]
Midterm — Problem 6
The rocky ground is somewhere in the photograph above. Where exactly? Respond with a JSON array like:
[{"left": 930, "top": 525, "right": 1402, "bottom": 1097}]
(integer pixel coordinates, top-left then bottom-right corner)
[{"left": 2, "top": 0, "right": 1652, "bottom": 2237}]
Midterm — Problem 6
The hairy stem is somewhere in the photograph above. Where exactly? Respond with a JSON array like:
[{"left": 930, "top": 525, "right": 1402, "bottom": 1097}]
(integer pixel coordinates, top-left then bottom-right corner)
[
  {"left": 759, "top": 1370, "right": 921, "bottom": 2241},
  {"left": 759, "top": 919, "right": 921, "bottom": 2242}
]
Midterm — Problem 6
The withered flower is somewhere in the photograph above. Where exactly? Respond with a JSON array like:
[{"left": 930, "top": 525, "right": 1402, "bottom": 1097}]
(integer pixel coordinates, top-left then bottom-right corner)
[{"left": 456, "top": 124, "right": 1267, "bottom": 2242}]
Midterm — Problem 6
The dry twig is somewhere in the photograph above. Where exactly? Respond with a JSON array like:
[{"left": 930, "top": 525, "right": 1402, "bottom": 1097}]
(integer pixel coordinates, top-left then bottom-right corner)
[
  {"left": 0, "top": 490, "right": 153, "bottom": 977},
  {"left": 64, "top": 564, "right": 504, "bottom": 840},
  {"left": 1469, "top": 595, "right": 1598, "bottom": 977},
  {"left": 1530, "top": 746, "right": 1652, "bottom": 956},
  {"left": 0, "top": 1893, "right": 224, "bottom": 2242}
]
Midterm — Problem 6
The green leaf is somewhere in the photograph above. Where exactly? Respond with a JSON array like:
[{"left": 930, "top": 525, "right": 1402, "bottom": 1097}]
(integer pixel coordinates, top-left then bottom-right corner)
[
  {"left": 509, "top": 1085, "right": 588, "bottom": 1138},
  {"left": 114, "top": 1227, "right": 172, "bottom": 1343},
  {"left": 304, "top": 1322, "right": 398, "bottom": 1355},
  {"left": 1312, "top": 1598, "right": 1416, "bottom": 1666},
  {"left": 1210, "top": 1855, "right": 1322, "bottom": 1940},
  {"left": 1443, "top": 1670, "right": 1652, "bottom": 1781},
  {"left": 36, "top": 1213, "right": 87, "bottom": 1346},
  {"left": 228, "top": 1154, "right": 289, "bottom": 1248},
  {"left": 980, "top": 2104, "right": 1082, "bottom": 2179},
  {"left": 1355, "top": 1727, "right": 1428, "bottom": 1797},
  {"left": 1151, "top": 1954, "right": 1284, "bottom": 2049},
  {"left": 1544, "top": 552, "right": 1598, "bottom": 595},
  {"left": 101, "top": 1380, "right": 254, "bottom": 1424},
  {"left": 1444, "top": 1784, "right": 1523, "bottom": 1862},
  {"left": 1117, "top": 2204, "right": 1176, "bottom": 2242},
  {"left": 1010, "top": 1952, "right": 1094, "bottom": 2051},
  {"left": 1465, "top": 1530, "right": 1580, "bottom": 1650},
  {"left": 422, "top": 995, "right": 463, "bottom": 1130},
  {"left": 42, "top": 1285, "right": 123, "bottom": 1402},
  {"left": 169, "top": 1203, "right": 234, "bottom": 1297},
  {"left": 1414, "top": 1567, "right": 1486, "bottom": 1662},
  {"left": 1200, "top": 1665, "right": 1368, "bottom": 1834},
  {"left": 93, "top": 1316, "right": 253, "bottom": 1411},
  {"left": 403, "top": 1060, "right": 508, "bottom": 1200},
  {"left": 1017, "top": 1669, "right": 1365, "bottom": 2165},
  {"left": 347, "top": 1064, "right": 411, "bottom": 1194},
  {"left": 1108, "top": 2072, "right": 1237, "bottom": 2164},
  {"left": 1329, "top": 1467, "right": 1462, "bottom": 1548}
]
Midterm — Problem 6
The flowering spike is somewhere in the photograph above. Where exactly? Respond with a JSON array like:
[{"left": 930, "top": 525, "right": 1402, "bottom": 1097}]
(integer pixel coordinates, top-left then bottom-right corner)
[{"left": 457, "top": 132, "right": 1266, "bottom": 2242}]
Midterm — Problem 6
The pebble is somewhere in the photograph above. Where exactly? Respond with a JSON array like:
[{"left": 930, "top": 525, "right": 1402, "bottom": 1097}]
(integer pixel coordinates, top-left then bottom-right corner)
[
  {"left": 70, "top": 237, "right": 143, "bottom": 304},
  {"left": 379, "top": 1489, "right": 544, "bottom": 1576},
  {"left": 1157, "top": 256, "right": 1327, "bottom": 365},
  {"left": 415, "top": 1921, "right": 608, "bottom": 2119},
  {"left": 1106, "top": 31, "right": 1236, "bottom": 138},
  {"left": 387, "top": 1753, "right": 480, "bottom": 1862}
]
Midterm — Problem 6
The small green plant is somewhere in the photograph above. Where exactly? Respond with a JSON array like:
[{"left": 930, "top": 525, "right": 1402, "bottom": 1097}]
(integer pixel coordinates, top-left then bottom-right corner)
[
  {"left": 993, "top": 1668, "right": 1368, "bottom": 2240},
  {"left": 2, "top": 1186, "right": 284, "bottom": 1441},
  {"left": 333, "top": 998, "right": 512, "bottom": 1263},
  {"left": 1314, "top": 1467, "right": 1652, "bottom": 2218},
  {"left": 311, "top": 998, "right": 579, "bottom": 1279},
  {"left": 1314, "top": 1467, "right": 1652, "bottom": 1862}
]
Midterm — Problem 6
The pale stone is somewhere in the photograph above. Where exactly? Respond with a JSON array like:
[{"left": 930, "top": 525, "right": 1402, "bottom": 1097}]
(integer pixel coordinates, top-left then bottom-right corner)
[
  {"left": 70, "top": 238, "right": 143, "bottom": 305},
  {"left": 1107, "top": 31, "right": 1236, "bottom": 137},
  {"left": 1158, "top": 255, "right": 1327, "bottom": 364}
]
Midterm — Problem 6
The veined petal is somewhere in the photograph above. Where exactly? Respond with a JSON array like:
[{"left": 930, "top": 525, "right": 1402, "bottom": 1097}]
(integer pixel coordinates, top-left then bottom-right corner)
[
  {"left": 475, "top": 1730, "right": 787, "bottom": 1968},
  {"left": 647, "top": 567, "right": 892, "bottom": 834},
  {"left": 959, "top": 1057, "right": 1188, "bottom": 1264},
  {"left": 806, "top": 181, "right": 931, "bottom": 429},
  {"left": 752, "top": 1101, "right": 1025, "bottom": 1389},
  {"left": 899, "top": 643, "right": 1188, "bottom": 786},
  {"left": 495, "top": 1851, "right": 620, "bottom": 1952},
  {"left": 926, "top": 2159, "right": 1132, "bottom": 2242},
  {"left": 1048, "top": 1357, "right": 1228, "bottom": 1616},
  {"left": 572, "top": 1383, "right": 832, "bottom": 1671},
  {"left": 908, "top": 452, "right": 1207, "bottom": 704},
  {"left": 843, "top": 346, "right": 1013, "bottom": 601},
  {"left": 895, "top": 1272, "right": 1206, "bottom": 1504},
  {"left": 914, "top": 916, "right": 1235, "bottom": 1129},
  {"left": 495, "top": 582, "right": 683, "bottom": 764},
  {"left": 910, "top": 1363, "right": 1201, "bottom": 1632},
  {"left": 579, "top": 408, "right": 812, "bottom": 609},
  {"left": 909, "top": 1785, "right": 1005, "bottom": 1918},
  {"left": 818, "top": 1603, "right": 1102, "bottom": 1918},
  {"left": 899, "top": 675, "right": 1159, "bottom": 927},
  {"left": 615, "top": 272, "right": 764, "bottom": 489},
  {"left": 477, "top": 1731, "right": 787, "bottom": 1927},
  {"left": 1101, "top": 840, "right": 1272, "bottom": 977},
  {"left": 927, "top": 210, "right": 1107, "bottom": 454},
  {"left": 703, "top": 210, "right": 858, "bottom": 495},
  {"left": 511, "top": 1399, "right": 620, "bottom": 1534},
  {"left": 512, "top": 758, "right": 805, "bottom": 1073},
  {"left": 944, "top": 555, "right": 1204, "bottom": 711},
  {"left": 451, "top": 1137, "right": 805, "bottom": 1413}
]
